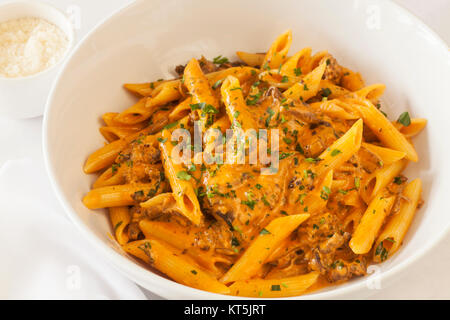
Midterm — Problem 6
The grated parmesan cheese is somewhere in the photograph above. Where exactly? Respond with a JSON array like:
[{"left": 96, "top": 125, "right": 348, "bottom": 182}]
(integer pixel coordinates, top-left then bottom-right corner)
[{"left": 0, "top": 17, "right": 69, "bottom": 78}]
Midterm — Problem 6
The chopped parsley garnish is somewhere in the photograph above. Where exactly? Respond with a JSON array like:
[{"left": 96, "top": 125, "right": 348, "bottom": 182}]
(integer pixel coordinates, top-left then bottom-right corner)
[
  {"left": 246, "top": 92, "right": 262, "bottom": 106},
  {"left": 111, "top": 163, "right": 120, "bottom": 174},
  {"left": 295, "top": 143, "right": 304, "bottom": 155},
  {"left": 212, "top": 79, "right": 223, "bottom": 89},
  {"left": 164, "top": 121, "right": 178, "bottom": 130},
  {"left": 320, "top": 186, "right": 331, "bottom": 200},
  {"left": 321, "top": 88, "right": 332, "bottom": 97},
  {"left": 271, "top": 284, "right": 281, "bottom": 291},
  {"left": 241, "top": 199, "right": 257, "bottom": 210},
  {"left": 157, "top": 137, "right": 167, "bottom": 143},
  {"left": 260, "top": 228, "right": 271, "bottom": 235},
  {"left": 281, "top": 75, "right": 289, "bottom": 83},
  {"left": 279, "top": 152, "right": 293, "bottom": 160},
  {"left": 213, "top": 55, "right": 229, "bottom": 65},
  {"left": 397, "top": 111, "right": 411, "bottom": 126},
  {"left": 265, "top": 107, "right": 275, "bottom": 127},
  {"left": 393, "top": 176, "right": 403, "bottom": 185},
  {"left": 375, "top": 241, "right": 389, "bottom": 261},
  {"left": 294, "top": 67, "right": 302, "bottom": 76},
  {"left": 113, "top": 221, "right": 123, "bottom": 232},
  {"left": 354, "top": 177, "right": 361, "bottom": 189},
  {"left": 176, "top": 171, "right": 192, "bottom": 181},
  {"left": 331, "top": 149, "right": 342, "bottom": 156}
]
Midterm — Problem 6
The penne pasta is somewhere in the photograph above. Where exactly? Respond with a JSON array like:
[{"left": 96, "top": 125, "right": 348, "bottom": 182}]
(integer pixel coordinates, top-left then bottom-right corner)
[
  {"left": 229, "top": 272, "right": 319, "bottom": 298},
  {"left": 360, "top": 159, "right": 408, "bottom": 204},
  {"left": 123, "top": 239, "right": 230, "bottom": 294},
  {"left": 220, "top": 214, "right": 310, "bottom": 284},
  {"left": 284, "top": 62, "right": 327, "bottom": 102},
  {"left": 373, "top": 179, "right": 422, "bottom": 262},
  {"left": 109, "top": 206, "right": 131, "bottom": 245},
  {"left": 261, "top": 30, "right": 292, "bottom": 70},
  {"left": 349, "top": 99, "right": 419, "bottom": 162},
  {"left": 159, "top": 129, "right": 203, "bottom": 225},
  {"left": 349, "top": 194, "right": 395, "bottom": 254}
]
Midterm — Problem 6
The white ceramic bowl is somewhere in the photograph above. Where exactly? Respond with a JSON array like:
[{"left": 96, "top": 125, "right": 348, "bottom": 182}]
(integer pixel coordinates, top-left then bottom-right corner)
[
  {"left": 0, "top": 1, "right": 74, "bottom": 119},
  {"left": 43, "top": 0, "right": 450, "bottom": 299}
]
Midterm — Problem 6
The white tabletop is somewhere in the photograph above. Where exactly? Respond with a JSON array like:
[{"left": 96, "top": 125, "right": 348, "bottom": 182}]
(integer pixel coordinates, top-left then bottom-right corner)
[{"left": 1, "top": 0, "right": 449, "bottom": 299}]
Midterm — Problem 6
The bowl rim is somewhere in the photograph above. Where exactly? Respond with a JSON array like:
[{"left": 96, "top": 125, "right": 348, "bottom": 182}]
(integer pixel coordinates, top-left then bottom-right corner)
[
  {"left": 43, "top": 0, "right": 450, "bottom": 299},
  {"left": 0, "top": 0, "right": 75, "bottom": 81}
]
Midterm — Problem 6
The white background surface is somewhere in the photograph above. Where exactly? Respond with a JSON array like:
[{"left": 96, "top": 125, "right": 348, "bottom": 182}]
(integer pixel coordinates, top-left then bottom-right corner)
[{"left": 0, "top": 0, "right": 449, "bottom": 299}]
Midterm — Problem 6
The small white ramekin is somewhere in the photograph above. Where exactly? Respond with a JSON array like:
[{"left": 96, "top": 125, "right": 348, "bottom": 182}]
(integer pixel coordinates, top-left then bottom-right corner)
[{"left": 0, "top": 1, "right": 74, "bottom": 119}]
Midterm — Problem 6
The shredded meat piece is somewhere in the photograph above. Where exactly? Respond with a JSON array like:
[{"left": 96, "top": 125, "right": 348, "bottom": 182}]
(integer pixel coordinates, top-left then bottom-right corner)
[
  {"left": 175, "top": 56, "right": 219, "bottom": 76},
  {"left": 130, "top": 144, "right": 160, "bottom": 165},
  {"left": 175, "top": 64, "right": 185, "bottom": 76},
  {"left": 263, "top": 86, "right": 284, "bottom": 101},
  {"left": 320, "top": 54, "right": 343, "bottom": 84},
  {"left": 198, "top": 56, "right": 217, "bottom": 74}
]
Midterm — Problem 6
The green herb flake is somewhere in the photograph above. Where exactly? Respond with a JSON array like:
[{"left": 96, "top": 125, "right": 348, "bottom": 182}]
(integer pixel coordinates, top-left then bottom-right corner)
[
  {"left": 271, "top": 284, "right": 281, "bottom": 291},
  {"left": 213, "top": 55, "right": 229, "bottom": 65},
  {"left": 331, "top": 149, "right": 342, "bottom": 157},
  {"left": 397, "top": 111, "right": 411, "bottom": 126},
  {"left": 176, "top": 171, "right": 192, "bottom": 181}
]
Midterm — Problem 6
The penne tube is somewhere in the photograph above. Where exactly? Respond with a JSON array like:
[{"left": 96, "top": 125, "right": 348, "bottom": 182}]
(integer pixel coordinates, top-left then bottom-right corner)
[
  {"left": 159, "top": 129, "right": 203, "bottom": 225},
  {"left": 362, "top": 143, "right": 406, "bottom": 166},
  {"left": 392, "top": 118, "right": 427, "bottom": 138},
  {"left": 360, "top": 159, "right": 408, "bottom": 204},
  {"left": 115, "top": 98, "right": 156, "bottom": 125},
  {"left": 349, "top": 194, "right": 395, "bottom": 254},
  {"left": 340, "top": 67, "right": 365, "bottom": 91},
  {"left": 352, "top": 84, "right": 385, "bottom": 102},
  {"left": 373, "top": 179, "right": 422, "bottom": 262},
  {"left": 236, "top": 51, "right": 266, "bottom": 67},
  {"left": 261, "top": 30, "right": 292, "bottom": 70},
  {"left": 145, "top": 80, "right": 182, "bottom": 109},
  {"left": 284, "top": 62, "right": 326, "bottom": 102},
  {"left": 280, "top": 47, "right": 312, "bottom": 77},
  {"left": 83, "top": 138, "right": 129, "bottom": 174},
  {"left": 83, "top": 119, "right": 166, "bottom": 174},
  {"left": 309, "top": 99, "right": 359, "bottom": 120},
  {"left": 229, "top": 272, "right": 319, "bottom": 298},
  {"left": 220, "top": 214, "right": 310, "bottom": 284},
  {"left": 102, "top": 112, "right": 148, "bottom": 129},
  {"left": 139, "top": 219, "right": 231, "bottom": 276},
  {"left": 123, "top": 80, "right": 166, "bottom": 96},
  {"left": 168, "top": 97, "right": 192, "bottom": 121},
  {"left": 349, "top": 99, "right": 418, "bottom": 162},
  {"left": 82, "top": 182, "right": 167, "bottom": 209},
  {"left": 306, "top": 50, "right": 328, "bottom": 71},
  {"left": 184, "top": 58, "right": 220, "bottom": 131},
  {"left": 109, "top": 206, "right": 131, "bottom": 245},
  {"left": 313, "top": 119, "right": 363, "bottom": 176},
  {"left": 92, "top": 163, "right": 126, "bottom": 188},
  {"left": 123, "top": 239, "right": 231, "bottom": 294},
  {"left": 318, "top": 80, "right": 350, "bottom": 99},
  {"left": 99, "top": 126, "right": 141, "bottom": 142},
  {"left": 221, "top": 75, "right": 259, "bottom": 131}
]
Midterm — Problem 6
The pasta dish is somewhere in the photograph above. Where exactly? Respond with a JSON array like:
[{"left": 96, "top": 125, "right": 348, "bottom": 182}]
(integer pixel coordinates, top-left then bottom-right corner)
[{"left": 82, "top": 30, "right": 426, "bottom": 297}]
